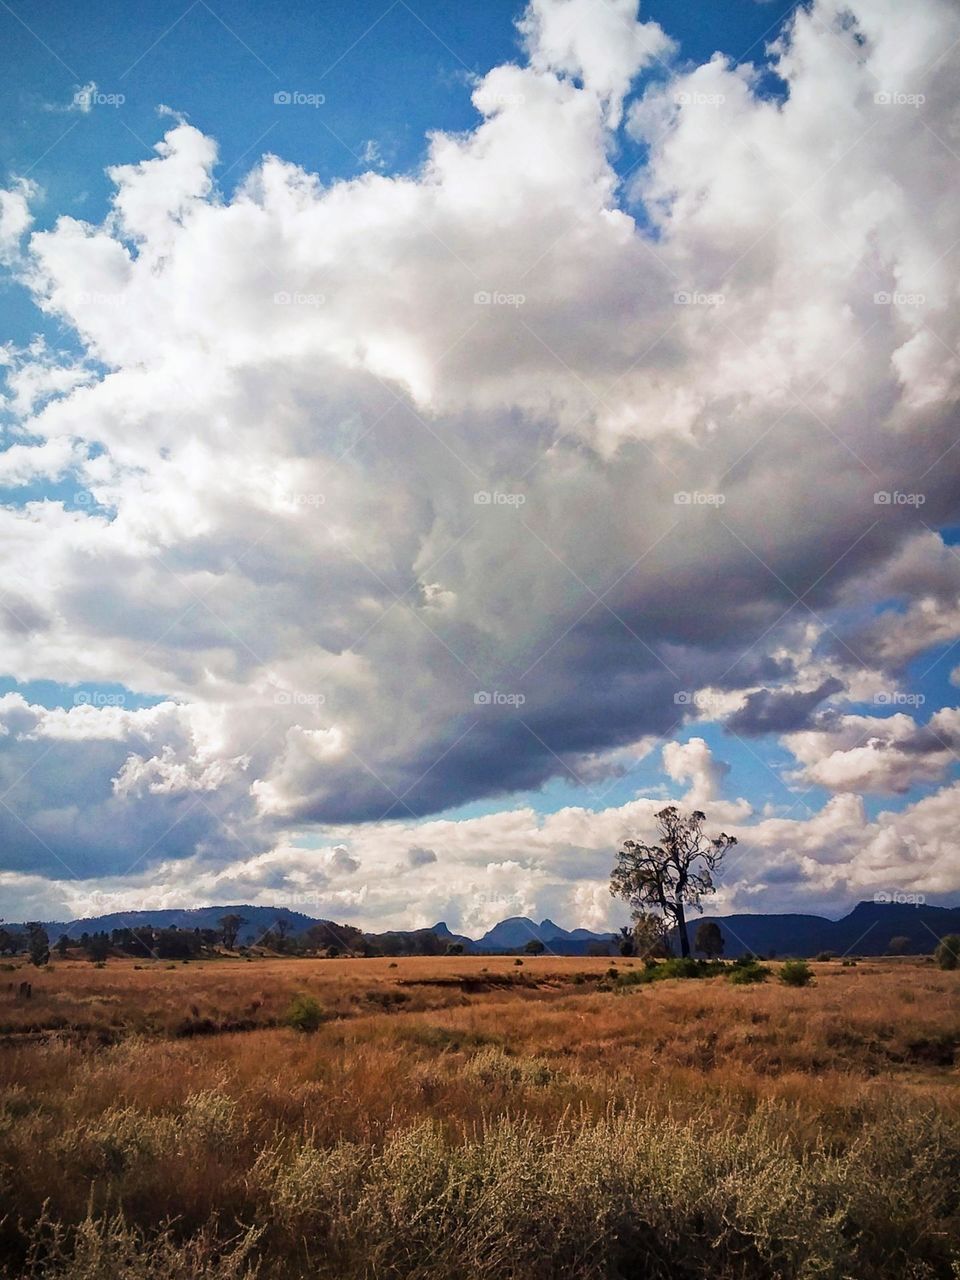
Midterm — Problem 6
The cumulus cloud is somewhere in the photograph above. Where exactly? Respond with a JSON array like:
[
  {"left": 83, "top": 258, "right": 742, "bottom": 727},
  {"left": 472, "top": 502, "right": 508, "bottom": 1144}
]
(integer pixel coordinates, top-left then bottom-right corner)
[
  {"left": 783, "top": 708, "right": 960, "bottom": 794},
  {"left": 0, "top": 180, "right": 35, "bottom": 264},
  {"left": 727, "top": 677, "right": 845, "bottom": 736},
  {"left": 0, "top": 0, "right": 959, "bottom": 917}
]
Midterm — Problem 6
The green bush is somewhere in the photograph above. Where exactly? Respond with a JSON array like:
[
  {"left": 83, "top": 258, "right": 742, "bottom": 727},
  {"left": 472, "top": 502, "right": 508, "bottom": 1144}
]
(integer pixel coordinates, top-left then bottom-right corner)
[
  {"left": 779, "top": 960, "right": 814, "bottom": 987},
  {"left": 934, "top": 934, "right": 960, "bottom": 970},
  {"left": 815, "top": 951, "right": 834, "bottom": 962},
  {"left": 728, "top": 961, "right": 769, "bottom": 985},
  {"left": 284, "top": 993, "right": 325, "bottom": 1033},
  {"left": 617, "top": 957, "right": 725, "bottom": 989}
]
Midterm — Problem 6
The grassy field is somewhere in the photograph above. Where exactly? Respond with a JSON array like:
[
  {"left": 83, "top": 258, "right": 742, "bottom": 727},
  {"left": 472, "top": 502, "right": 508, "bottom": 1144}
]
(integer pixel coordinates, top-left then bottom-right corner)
[{"left": 0, "top": 953, "right": 957, "bottom": 1278}]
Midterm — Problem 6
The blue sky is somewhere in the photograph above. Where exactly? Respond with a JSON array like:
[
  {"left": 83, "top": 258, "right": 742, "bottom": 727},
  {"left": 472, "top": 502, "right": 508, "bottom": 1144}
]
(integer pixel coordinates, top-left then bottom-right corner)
[
  {"left": 0, "top": 0, "right": 958, "bottom": 928},
  {"left": 1, "top": 0, "right": 797, "bottom": 342}
]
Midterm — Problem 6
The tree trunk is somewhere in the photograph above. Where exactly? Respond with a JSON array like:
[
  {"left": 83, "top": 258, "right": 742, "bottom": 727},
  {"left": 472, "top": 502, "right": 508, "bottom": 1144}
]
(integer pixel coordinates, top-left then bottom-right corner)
[{"left": 675, "top": 900, "right": 690, "bottom": 957}]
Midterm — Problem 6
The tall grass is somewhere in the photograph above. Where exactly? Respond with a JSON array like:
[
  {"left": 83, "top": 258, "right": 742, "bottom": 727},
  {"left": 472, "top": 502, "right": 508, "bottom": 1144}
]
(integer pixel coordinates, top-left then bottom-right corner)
[{"left": 0, "top": 957, "right": 957, "bottom": 1277}]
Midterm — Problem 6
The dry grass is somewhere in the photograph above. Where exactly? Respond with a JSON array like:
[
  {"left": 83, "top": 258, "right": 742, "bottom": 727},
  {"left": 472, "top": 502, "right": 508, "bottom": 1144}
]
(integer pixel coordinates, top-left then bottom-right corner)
[{"left": 0, "top": 955, "right": 957, "bottom": 1277}]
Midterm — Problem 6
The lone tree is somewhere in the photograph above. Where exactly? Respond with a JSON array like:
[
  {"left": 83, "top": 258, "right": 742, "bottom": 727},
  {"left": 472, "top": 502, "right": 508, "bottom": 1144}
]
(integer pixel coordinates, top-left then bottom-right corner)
[
  {"left": 694, "top": 920, "right": 724, "bottom": 960},
  {"left": 611, "top": 807, "right": 736, "bottom": 958},
  {"left": 524, "top": 938, "right": 546, "bottom": 955},
  {"left": 26, "top": 923, "right": 49, "bottom": 968},
  {"left": 616, "top": 926, "right": 636, "bottom": 957},
  {"left": 935, "top": 934, "right": 960, "bottom": 970},
  {"left": 219, "top": 914, "right": 246, "bottom": 950}
]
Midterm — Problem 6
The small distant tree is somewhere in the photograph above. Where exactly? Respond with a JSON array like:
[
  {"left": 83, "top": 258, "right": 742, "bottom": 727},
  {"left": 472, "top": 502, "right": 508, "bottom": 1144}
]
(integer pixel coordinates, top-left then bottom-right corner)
[
  {"left": 887, "top": 935, "right": 911, "bottom": 955},
  {"left": 611, "top": 807, "right": 736, "bottom": 958},
  {"left": 26, "top": 923, "right": 49, "bottom": 967},
  {"left": 616, "top": 926, "right": 636, "bottom": 957},
  {"left": 524, "top": 939, "right": 546, "bottom": 955},
  {"left": 632, "top": 912, "right": 671, "bottom": 960},
  {"left": 85, "top": 932, "right": 110, "bottom": 963},
  {"left": 935, "top": 934, "right": 960, "bottom": 971},
  {"left": 694, "top": 921, "right": 724, "bottom": 960},
  {"left": 219, "top": 914, "right": 245, "bottom": 950},
  {"left": 55, "top": 934, "right": 70, "bottom": 959},
  {"left": 446, "top": 941, "right": 464, "bottom": 955}
]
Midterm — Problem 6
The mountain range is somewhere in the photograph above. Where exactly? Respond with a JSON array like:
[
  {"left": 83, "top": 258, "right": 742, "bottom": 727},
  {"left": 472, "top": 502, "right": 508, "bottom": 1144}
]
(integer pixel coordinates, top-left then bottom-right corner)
[{"left": 15, "top": 900, "right": 960, "bottom": 957}]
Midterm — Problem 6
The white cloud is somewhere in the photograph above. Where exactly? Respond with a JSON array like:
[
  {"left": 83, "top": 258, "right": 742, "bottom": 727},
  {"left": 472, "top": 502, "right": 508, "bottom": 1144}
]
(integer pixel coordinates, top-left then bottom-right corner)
[
  {"left": 0, "top": 0, "right": 959, "bottom": 918},
  {"left": 0, "top": 180, "right": 35, "bottom": 264}
]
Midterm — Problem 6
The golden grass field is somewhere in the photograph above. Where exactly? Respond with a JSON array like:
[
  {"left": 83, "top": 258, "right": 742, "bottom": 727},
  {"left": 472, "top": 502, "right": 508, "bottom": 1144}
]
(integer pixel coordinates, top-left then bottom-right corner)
[{"left": 0, "top": 952, "right": 958, "bottom": 1278}]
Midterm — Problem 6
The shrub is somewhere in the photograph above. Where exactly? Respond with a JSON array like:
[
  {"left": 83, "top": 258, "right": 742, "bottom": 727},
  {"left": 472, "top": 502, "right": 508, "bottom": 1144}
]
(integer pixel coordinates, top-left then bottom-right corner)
[
  {"left": 462, "top": 1046, "right": 554, "bottom": 1088},
  {"left": 780, "top": 960, "right": 814, "bottom": 987},
  {"left": 728, "top": 962, "right": 769, "bottom": 985},
  {"left": 816, "top": 951, "right": 835, "bottom": 962},
  {"left": 934, "top": 934, "right": 960, "bottom": 970},
  {"left": 284, "top": 992, "right": 325, "bottom": 1033}
]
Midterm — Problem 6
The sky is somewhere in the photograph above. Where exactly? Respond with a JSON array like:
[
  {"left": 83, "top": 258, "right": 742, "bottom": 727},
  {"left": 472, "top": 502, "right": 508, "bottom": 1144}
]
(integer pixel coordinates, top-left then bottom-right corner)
[{"left": 0, "top": 0, "right": 958, "bottom": 934}]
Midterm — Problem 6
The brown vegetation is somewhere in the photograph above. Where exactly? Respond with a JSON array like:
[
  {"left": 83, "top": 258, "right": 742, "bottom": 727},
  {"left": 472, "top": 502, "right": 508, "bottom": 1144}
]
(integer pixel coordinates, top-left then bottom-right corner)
[{"left": 0, "top": 954, "right": 957, "bottom": 1277}]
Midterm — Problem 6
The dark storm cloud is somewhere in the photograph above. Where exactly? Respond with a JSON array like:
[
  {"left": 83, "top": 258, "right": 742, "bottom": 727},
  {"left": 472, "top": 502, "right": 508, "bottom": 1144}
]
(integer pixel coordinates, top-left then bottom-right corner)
[{"left": 726, "top": 677, "right": 845, "bottom": 737}]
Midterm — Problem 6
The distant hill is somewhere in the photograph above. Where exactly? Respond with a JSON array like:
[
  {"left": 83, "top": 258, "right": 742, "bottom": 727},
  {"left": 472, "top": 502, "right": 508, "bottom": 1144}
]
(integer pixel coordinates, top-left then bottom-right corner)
[
  {"left": 678, "top": 900, "right": 960, "bottom": 958},
  {"left": 17, "top": 899, "right": 960, "bottom": 958},
  {"left": 473, "top": 916, "right": 614, "bottom": 953},
  {"left": 36, "top": 906, "right": 323, "bottom": 946}
]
